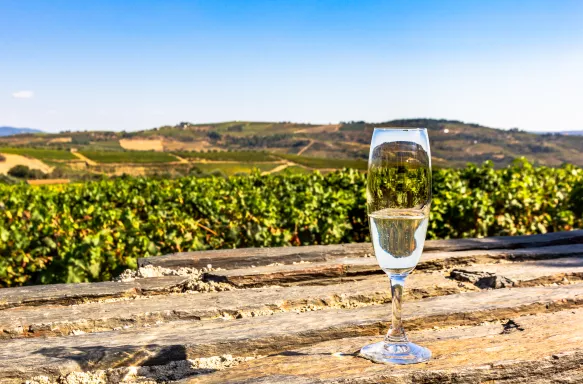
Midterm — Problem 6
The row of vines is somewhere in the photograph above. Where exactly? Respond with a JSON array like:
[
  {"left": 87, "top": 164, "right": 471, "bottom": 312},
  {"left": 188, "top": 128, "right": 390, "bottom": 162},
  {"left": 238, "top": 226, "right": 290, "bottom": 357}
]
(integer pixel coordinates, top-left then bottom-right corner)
[{"left": 1, "top": 159, "right": 583, "bottom": 286}]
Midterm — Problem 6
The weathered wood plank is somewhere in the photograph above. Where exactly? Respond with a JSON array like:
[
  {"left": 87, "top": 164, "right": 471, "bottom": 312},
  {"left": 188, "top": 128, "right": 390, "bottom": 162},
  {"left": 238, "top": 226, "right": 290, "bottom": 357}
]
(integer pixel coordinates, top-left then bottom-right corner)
[
  {"left": 140, "top": 243, "right": 374, "bottom": 270},
  {"left": 4, "top": 243, "right": 579, "bottom": 311},
  {"left": 205, "top": 258, "right": 379, "bottom": 287},
  {"left": 1, "top": 284, "right": 582, "bottom": 380},
  {"left": 423, "top": 229, "right": 583, "bottom": 252},
  {"left": 4, "top": 255, "right": 582, "bottom": 339},
  {"left": 0, "top": 276, "right": 189, "bottom": 310},
  {"left": 139, "top": 230, "right": 583, "bottom": 270},
  {"left": 417, "top": 244, "right": 583, "bottom": 270},
  {"left": 451, "top": 257, "right": 583, "bottom": 287},
  {"left": 189, "top": 308, "right": 583, "bottom": 384},
  {"left": 0, "top": 273, "right": 462, "bottom": 339},
  {"left": 206, "top": 245, "right": 583, "bottom": 287}
]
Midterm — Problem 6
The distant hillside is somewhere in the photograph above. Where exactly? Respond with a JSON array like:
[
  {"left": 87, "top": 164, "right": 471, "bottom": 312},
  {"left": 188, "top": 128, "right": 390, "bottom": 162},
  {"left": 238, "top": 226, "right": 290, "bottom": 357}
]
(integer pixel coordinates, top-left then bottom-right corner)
[
  {"left": 2, "top": 119, "right": 583, "bottom": 168},
  {"left": 532, "top": 130, "right": 583, "bottom": 136},
  {"left": 0, "top": 127, "right": 43, "bottom": 137}
]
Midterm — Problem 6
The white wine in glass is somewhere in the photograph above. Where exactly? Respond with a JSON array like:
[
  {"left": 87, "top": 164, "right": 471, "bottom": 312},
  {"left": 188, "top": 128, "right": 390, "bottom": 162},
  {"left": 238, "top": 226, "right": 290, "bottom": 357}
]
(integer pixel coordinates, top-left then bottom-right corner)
[{"left": 360, "top": 127, "right": 432, "bottom": 364}]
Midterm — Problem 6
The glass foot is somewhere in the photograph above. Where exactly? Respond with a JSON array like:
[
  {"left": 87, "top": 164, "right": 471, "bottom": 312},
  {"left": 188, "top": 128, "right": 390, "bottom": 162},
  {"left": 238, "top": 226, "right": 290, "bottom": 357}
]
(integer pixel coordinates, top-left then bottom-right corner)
[{"left": 360, "top": 341, "right": 431, "bottom": 365}]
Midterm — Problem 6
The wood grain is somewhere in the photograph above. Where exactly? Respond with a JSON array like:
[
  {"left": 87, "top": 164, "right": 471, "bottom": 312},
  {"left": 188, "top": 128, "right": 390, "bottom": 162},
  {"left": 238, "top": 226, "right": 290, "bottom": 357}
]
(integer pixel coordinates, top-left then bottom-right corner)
[
  {"left": 0, "top": 272, "right": 461, "bottom": 339},
  {"left": 5, "top": 244, "right": 579, "bottom": 312},
  {"left": 6, "top": 255, "right": 582, "bottom": 339},
  {"left": 3, "top": 256, "right": 581, "bottom": 339},
  {"left": 1, "top": 284, "right": 582, "bottom": 380},
  {"left": 3, "top": 231, "right": 583, "bottom": 383},
  {"left": 188, "top": 308, "right": 583, "bottom": 384},
  {"left": 207, "top": 246, "right": 583, "bottom": 287},
  {"left": 0, "top": 275, "right": 188, "bottom": 310},
  {"left": 139, "top": 230, "right": 583, "bottom": 270},
  {"left": 451, "top": 256, "right": 583, "bottom": 287}
]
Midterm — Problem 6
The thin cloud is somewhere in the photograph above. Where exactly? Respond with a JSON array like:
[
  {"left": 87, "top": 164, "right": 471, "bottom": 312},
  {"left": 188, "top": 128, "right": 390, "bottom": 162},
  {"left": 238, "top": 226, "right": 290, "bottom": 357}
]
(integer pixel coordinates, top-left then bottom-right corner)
[{"left": 12, "top": 90, "right": 34, "bottom": 99}]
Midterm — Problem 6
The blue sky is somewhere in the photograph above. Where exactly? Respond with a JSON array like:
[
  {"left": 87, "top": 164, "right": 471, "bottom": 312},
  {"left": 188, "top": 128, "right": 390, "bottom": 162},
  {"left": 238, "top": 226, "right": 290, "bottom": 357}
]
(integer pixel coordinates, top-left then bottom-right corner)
[{"left": 1, "top": 0, "right": 582, "bottom": 132}]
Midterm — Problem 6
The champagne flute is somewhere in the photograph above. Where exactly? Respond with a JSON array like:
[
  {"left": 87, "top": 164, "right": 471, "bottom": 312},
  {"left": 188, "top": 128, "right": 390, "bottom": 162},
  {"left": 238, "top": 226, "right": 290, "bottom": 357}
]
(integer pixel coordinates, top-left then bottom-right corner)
[{"left": 360, "top": 127, "right": 432, "bottom": 364}]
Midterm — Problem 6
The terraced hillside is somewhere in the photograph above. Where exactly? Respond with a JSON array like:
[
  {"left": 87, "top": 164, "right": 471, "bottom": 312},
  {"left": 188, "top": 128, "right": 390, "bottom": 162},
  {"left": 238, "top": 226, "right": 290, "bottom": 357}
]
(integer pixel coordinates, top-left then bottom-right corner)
[
  {"left": 1, "top": 119, "right": 583, "bottom": 178},
  {"left": 0, "top": 146, "right": 341, "bottom": 179}
]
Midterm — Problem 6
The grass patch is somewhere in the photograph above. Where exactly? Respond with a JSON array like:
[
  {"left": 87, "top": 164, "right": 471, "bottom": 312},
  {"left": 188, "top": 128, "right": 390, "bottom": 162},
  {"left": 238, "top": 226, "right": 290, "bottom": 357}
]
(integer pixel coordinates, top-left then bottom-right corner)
[
  {"left": 276, "top": 154, "right": 368, "bottom": 170},
  {"left": 0, "top": 147, "right": 76, "bottom": 161},
  {"left": 194, "top": 162, "right": 278, "bottom": 176},
  {"left": 79, "top": 151, "right": 176, "bottom": 163},
  {"left": 175, "top": 150, "right": 277, "bottom": 162},
  {"left": 278, "top": 165, "right": 312, "bottom": 174},
  {"left": 88, "top": 141, "right": 124, "bottom": 151},
  {"left": 41, "top": 160, "right": 64, "bottom": 167},
  {"left": 339, "top": 122, "right": 367, "bottom": 132}
]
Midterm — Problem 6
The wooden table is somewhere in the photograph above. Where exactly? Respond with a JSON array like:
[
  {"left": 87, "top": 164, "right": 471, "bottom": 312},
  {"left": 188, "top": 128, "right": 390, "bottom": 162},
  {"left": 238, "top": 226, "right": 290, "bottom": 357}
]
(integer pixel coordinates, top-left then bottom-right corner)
[{"left": 1, "top": 231, "right": 583, "bottom": 383}]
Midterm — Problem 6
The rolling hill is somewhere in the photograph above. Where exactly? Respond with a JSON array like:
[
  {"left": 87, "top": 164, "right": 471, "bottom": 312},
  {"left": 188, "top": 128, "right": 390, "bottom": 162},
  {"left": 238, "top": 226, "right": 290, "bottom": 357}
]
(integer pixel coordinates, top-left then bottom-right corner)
[
  {"left": 1, "top": 119, "right": 583, "bottom": 179},
  {"left": 0, "top": 126, "right": 43, "bottom": 137},
  {"left": 533, "top": 130, "right": 583, "bottom": 136}
]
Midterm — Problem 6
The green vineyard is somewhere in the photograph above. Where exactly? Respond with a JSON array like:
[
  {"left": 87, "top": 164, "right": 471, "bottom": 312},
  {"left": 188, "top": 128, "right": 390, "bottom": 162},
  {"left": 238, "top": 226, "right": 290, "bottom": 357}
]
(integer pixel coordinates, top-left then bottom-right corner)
[
  {"left": 78, "top": 150, "right": 177, "bottom": 163},
  {"left": 1, "top": 158, "right": 582, "bottom": 287}
]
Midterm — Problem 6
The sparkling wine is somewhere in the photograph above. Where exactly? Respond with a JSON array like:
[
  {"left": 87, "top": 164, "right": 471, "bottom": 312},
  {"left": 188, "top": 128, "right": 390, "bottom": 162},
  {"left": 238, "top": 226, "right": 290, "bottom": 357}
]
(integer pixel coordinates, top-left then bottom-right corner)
[{"left": 369, "top": 208, "right": 429, "bottom": 274}]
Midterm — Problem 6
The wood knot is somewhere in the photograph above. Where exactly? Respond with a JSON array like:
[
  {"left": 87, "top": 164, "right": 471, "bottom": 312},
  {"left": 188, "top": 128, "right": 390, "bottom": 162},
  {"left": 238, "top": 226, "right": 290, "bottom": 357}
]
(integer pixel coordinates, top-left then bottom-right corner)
[
  {"left": 450, "top": 269, "right": 515, "bottom": 289},
  {"left": 501, "top": 319, "right": 524, "bottom": 334}
]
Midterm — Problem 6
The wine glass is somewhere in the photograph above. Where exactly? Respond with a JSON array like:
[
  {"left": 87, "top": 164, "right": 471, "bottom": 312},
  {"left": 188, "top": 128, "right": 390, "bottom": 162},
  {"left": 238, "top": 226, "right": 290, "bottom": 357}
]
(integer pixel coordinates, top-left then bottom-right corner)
[{"left": 360, "top": 127, "right": 432, "bottom": 364}]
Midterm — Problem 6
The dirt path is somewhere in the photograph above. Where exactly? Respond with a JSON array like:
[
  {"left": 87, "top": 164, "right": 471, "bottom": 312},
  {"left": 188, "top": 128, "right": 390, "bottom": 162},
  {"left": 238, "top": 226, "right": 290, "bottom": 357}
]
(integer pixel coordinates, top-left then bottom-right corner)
[
  {"left": 341, "top": 141, "right": 369, "bottom": 149},
  {"left": 262, "top": 163, "right": 291, "bottom": 175},
  {"left": 171, "top": 154, "right": 189, "bottom": 164},
  {"left": 71, "top": 151, "right": 98, "bottom": 166},
  {"left": 294, "top": 124, "right": 341, "bottom": 134},
  {"left": 297, "top": 140, "right": 314, "bottom": 156},
  {"left": 27, "top": 179, "right": 70, "bottom": 185}
]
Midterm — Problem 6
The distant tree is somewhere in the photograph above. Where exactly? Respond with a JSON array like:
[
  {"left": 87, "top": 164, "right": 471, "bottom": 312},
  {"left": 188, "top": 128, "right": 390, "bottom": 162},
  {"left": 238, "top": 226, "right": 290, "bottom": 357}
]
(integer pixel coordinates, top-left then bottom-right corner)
[
  {"left": 71, "top": 134, "right": 91, "bottom": 145},
  {"left": 209, "top": 169, "right": 226, "bottom": 178},
  {"left": 8, "top": 165, "right": 46, "bottom": 180},
  {"left": 0, "top": 174, "right": 20, "bottom": 184},
  {"left": 208, "top": 131, "right": 222, "bottom": 141},
  {"left": 227, "top": 124, "right": 244, "bottom": 132},
  {"left": 189, "top": 166, "right": 203, "bottom": 175},
  {"left": 292, "top": 140, "right": 310, "bottom": 147}
]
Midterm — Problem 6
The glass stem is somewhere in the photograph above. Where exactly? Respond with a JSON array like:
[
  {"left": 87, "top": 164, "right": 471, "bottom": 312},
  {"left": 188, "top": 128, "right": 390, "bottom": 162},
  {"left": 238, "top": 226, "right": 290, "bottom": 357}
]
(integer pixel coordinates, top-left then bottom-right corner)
[{"left": 385, "top": 273, "right": 409, "bottom": 344}]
